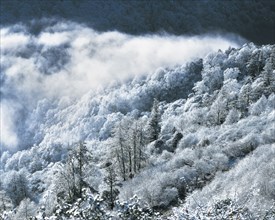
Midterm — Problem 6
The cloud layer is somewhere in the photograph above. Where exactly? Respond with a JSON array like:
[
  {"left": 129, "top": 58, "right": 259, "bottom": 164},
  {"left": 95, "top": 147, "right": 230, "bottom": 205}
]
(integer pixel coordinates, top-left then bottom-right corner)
[{"left": 0, "top": 21, "right": 242, "bottom": 150}]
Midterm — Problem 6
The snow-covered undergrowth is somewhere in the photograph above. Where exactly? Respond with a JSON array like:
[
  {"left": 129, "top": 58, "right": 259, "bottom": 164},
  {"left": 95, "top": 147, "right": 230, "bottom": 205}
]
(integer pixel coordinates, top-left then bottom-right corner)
[
  {"left": 177, "top": 144, "right": 275, "bottom": 218},
  {"left": 0, "top": 24, "right": 274, "bottom": 219}
]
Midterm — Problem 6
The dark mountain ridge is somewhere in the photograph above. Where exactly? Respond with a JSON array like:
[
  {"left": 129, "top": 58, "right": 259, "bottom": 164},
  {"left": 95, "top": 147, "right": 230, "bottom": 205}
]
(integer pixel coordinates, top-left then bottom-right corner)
[{"left": 1, "top": 0, "right": 275, "bottom": 45}]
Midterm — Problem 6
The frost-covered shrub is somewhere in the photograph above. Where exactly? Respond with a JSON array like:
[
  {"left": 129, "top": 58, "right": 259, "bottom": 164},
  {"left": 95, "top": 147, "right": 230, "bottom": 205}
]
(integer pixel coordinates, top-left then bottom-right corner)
[
  {"left": 183, "top": 144, "right": 275, "bottom": 217},
  {"left": 201, "top": 66, "right": 224, "bottom": 93},
  {"left": 115, "top": 195, "right": 159, "bottom": 219},
  {"left": 249, "top": 95, "right": 268, "bottom": 116},
  {"left": 119, "top": 168, "right": 180, "bottom": 209},
  {"left": 262, "top": 204, "right": 275, "bottom": 220},
  {"left": 0, "top": 211, "right": 14, "bottom": 220},
  {"left": 42, "top": 189, "right": 111, "bottom": 220},
  {"left": 157, "top": 187, "right": 178, "bottom": 208},
  {"left": 223, "top": 67, "right": 240, "bottom": 80},
  {"left": 223, "top": 132, "right": 262, "bottom": 158},
  {"left": 2, "top": 169, "right": 30, "bottom": 206},
  {"left": 171, "top": 199, "right": 275, "bottom": 220},
  {"left": 194, "top": 159, "right": 215, "bottom": 176},
  {"left": 224, "top": 108, "right": 241, "bottom": 124},
  {"left": 161, "top": 150, "right": 174, "bottom": 161},
  {"left": 14, "top": 198, "right": 37, "bottom": 220},
  {"left": 178, "top": 133, "right": 199, "bottom": 149},
  {"left": 261, "top": 125, "right": 275, "bottom": 145},
  {"left": 267, "top": 93, "right": 275, "bottom": 111},
  {"left": 32, "top": 191, "right": 159, "bottom": 220},
  {"left": 170, "top": 198, "right": 253, "bottom": 220},
  {"left": 208, "top": 96, "right": 228, "bottom": 125}
]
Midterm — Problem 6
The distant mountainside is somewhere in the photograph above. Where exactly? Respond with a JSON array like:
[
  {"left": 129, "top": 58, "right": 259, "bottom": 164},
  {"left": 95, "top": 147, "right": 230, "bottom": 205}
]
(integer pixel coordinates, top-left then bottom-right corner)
[
  {"left": 1, "top": 0, "right": 275, "bottom": 45},
  {"left": 0, "top": 21, "right": 241, "bottom": 152},
  {"left": 1, "top": 42, "right": 274, "bottom": 219}
]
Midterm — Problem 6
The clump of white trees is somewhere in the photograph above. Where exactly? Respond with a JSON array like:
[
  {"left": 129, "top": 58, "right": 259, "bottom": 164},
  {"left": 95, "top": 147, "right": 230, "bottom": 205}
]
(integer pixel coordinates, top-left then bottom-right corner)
[{"left": 1, "top": 43, "right": 275, "bottom": 219}]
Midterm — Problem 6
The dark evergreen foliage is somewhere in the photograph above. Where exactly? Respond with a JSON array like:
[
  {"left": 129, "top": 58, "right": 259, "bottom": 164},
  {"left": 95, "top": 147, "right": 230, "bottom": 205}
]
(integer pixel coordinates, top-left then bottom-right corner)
[{"left": 1, "top": 0, "right": 275, "bottom": 44}]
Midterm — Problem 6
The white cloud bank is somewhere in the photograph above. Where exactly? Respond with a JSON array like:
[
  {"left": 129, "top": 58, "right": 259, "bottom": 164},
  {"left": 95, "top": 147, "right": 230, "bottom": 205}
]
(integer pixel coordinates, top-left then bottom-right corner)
[
  {"left": 0, "top": 101, "right": 19, "bottom": 148},
  {"left": 0, "top": 21, "right": 243, "bottom": 150}
]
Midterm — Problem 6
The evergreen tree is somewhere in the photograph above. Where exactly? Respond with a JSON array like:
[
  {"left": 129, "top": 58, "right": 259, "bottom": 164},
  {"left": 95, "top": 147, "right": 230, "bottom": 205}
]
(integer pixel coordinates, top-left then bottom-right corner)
[
  {"left": 261, "top": 57, "right": 275, "bottom": 96},
  {"left": 148, "top": 98, "right": 161, "bottom": 142},
  {"left": 238, "top": 79, "right": 252, "bottom": 117},
  {"left": 56, "top": 142, "right": 93, "bottom": 203},
  {"left": 246, "top": 50, "right": 264, "bottom": 78},
  {"left": 3, "top": 170, "right": 30, "bottom": 207},
  {"left": 112, "top": 120, "right": 129, "bottom": 181},
  {"left": 0, "top": 190, "right": 12, "bottom": 213},
  {"left": 102, "top": 163, "right": 119, "bottom": 209},
  {"left": 131, "top": 121, "right": 147, "bottom": 173}
]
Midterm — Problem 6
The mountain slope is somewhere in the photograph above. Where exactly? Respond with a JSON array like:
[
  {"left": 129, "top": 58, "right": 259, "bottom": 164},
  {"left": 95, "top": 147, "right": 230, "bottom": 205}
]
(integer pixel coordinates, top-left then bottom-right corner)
[
  {"left": 0, "top": 43, "right": 275, "bottom": 219},
  {"left": 1, "top": 0, "right": 275, "bottom": 44}
]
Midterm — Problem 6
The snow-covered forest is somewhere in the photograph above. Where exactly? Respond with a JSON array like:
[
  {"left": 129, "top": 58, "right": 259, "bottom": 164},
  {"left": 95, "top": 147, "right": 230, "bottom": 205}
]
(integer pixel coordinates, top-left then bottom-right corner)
[{"left": 1, "top": 1, "right": 275, "bottom": 219}]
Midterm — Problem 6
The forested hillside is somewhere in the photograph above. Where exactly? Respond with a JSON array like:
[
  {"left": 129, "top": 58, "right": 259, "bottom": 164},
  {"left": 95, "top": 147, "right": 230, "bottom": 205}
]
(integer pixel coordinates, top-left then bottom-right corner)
[
  {"left": 1, "top": 40, "right": 274, "bottom": 219},
  {"left": 1, "top": 0, "right": 275, "bottom": 45}
]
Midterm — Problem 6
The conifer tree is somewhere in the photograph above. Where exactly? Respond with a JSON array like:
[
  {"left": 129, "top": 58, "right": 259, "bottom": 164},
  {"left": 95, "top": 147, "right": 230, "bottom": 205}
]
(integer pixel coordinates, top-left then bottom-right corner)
[
  {"left": 246, "top": 50, "right": 264, "bottom": 78},
  {"left": 103, "top": 163, "right": 119, "bottom": 209},
  {"left": 238, "top": 79, "right": 252, "bottom": 116},
  {"left": 148, "top": 98, "right": 161, "bottom": 142},
  {"left": 56, "top": 142, "right": 93, "bottom": 202},
  {"left": 113, "top": 121, "right": 128, "bottom": 181},
  {"left": 3, "top": 170, "right": 30, "bottom": 207}
]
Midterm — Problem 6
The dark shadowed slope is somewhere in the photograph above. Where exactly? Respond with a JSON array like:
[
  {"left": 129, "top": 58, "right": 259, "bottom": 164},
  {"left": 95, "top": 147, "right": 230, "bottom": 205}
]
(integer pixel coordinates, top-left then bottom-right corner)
[{"left": 1, "top": 0, "right": 275, "bottom": 45}]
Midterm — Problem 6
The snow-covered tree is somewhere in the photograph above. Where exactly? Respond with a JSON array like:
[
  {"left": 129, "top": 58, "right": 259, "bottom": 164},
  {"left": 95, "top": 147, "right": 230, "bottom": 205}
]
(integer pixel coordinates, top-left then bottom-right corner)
[
  {"left": 170, "top": 198, "right": 253, "bottom": 220},
  {"left": 111, "top": 117, "right": 147, "bottom": 181},
  {"left": 147, "top": 98, "right": 161, "bottom": 142},
  {"left": 102, "top": 163, "right": 119, "bottom": 209},
  {"left": 238, "top": 80, "right": 252, "bottom": 116},
  {"left": 55, "top": 142, "right": 94, "bottom": 203},
  {"left": 112, "top": 119, "right": 130, "bottom": 181},
  {"left": 0, "top": 190, "right": 12, "bottom": 213},
  {"left": 115, "top": 195, "right": 159, "bottom": 220},
  {"left": 2, "top": 170, "right": 30, "bottom": 206},
  {"left": 14, "top": 198, "right": 37, "bottom": 220},
  {"left": 249, "top": 95, "right": 268, "bottom": 116},
  {"left": 246, "top": 49, "right": 265, "bottom": 78},
  {"left": 224, "top": 108, "right": 241, "bottom": 124},
  {"left": 208, "top": 96, "right": 228, "bottom": 125}
]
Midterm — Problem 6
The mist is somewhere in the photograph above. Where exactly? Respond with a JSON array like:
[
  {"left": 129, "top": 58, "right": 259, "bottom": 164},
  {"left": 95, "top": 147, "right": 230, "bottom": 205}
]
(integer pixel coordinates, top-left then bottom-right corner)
[{"left": 0, "top": 21, "right": 244, "bottom": 150}]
